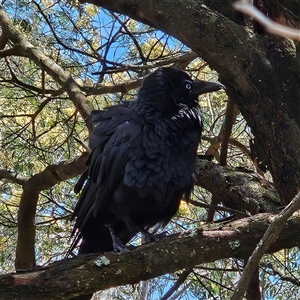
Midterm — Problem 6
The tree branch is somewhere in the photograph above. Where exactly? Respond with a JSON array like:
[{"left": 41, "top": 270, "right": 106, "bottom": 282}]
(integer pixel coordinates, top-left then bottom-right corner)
[
  {"left": 15, "top": 152, "right": 89, "bottom": 270},
  {"left": 82, "top": 78, "right": 144, "bottom": 95},
  {"left": 3, "top": 211, "right": 300, "bottom": 299},
  {"left": 231, "top": 191, "right": 300, "bottom": 300},
  {"left": 261, "top": 261, "right": 300, "bottom": 287},
  {"left": 195, "top": 159, "right": 280, "bottom": 214},
  {"left": 0, "top": 44, "right": 27, "bottom": 57},
  {"left": 234, "top": 1, "right": 300, "bottom": 40},
  {"left": 160, "top": 269, "right": 191, "bottom": 300},
  {"left": 0, "top": 169, "right": 28, "bottom": 186},
  {"left": 0, "top": 6, "right": 92, "bottom": 129},
  {"left": 220, "top": 100, "right": 238, "bottom": 166}
]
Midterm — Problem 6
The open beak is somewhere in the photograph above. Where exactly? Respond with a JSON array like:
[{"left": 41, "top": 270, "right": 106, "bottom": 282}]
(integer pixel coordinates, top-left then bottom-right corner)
[{"left": 191, "top": 80, "right": 225, "bottom": 97}]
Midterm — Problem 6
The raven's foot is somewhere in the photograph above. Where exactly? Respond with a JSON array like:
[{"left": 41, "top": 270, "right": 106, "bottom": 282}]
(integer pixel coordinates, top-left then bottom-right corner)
[
  {"left": 112, "top": 238, "right": 130, "bottom": 253},
  {"left": 141, "top": 229, "right": 168, "bottom": 243},
  {"left": 107, "top": 224, "right": 130, "bottom": 253}
]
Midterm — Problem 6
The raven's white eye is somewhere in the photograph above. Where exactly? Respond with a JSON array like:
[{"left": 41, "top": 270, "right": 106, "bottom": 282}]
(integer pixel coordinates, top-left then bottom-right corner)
[{"left": 185, "top": 82, "right": 192, "bottom": 90}]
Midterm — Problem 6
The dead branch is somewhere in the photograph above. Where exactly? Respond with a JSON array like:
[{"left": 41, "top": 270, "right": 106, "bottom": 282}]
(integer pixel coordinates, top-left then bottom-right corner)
[{"left": 234, "top": 1, "right": 300, "bottom": 40}]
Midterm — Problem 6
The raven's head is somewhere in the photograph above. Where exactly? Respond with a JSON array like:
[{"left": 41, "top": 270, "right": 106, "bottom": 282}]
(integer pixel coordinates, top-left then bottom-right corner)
[{"left": 137, "top": 67, "right": 224, "bottom": 112}]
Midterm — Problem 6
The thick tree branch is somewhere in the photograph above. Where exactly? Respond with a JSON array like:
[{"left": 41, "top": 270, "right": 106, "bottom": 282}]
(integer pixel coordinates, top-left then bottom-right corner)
[
  {"left": 3, "top": 211, "right": 300, "bottom": 299},
  {"left": 195, "top": 159, "right": 280, "bottom": 214},
  {"left": 15, "top": 153, "right": 89, "bottom": 270}
]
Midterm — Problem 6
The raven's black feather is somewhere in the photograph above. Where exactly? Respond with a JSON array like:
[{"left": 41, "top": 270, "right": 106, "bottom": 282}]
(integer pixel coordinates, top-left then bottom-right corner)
[{"left": 69, "top": 67, "right": 223, "bottom": 254}]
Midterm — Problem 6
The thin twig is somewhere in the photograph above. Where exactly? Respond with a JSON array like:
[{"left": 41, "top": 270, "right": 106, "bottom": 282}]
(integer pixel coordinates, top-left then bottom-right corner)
[{"left": 234, "top": 1, "right": 300, "bottom": 40}]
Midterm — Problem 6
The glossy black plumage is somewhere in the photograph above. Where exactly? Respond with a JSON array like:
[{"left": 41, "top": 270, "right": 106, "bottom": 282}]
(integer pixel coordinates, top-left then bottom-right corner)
[{"left": 69, "top": 67, "right": 223, "bottom": 254}]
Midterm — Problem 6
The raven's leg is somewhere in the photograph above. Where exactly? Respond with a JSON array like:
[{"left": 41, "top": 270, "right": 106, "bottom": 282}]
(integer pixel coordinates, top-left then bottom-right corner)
[{"left": 107, "top": 225, "right": 130, "bottom": 253}]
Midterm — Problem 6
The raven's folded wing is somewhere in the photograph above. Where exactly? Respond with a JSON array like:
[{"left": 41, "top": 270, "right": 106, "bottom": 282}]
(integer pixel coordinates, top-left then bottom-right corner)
[{"left": 69, "top": 105, "right": 144, "bottom": 252}]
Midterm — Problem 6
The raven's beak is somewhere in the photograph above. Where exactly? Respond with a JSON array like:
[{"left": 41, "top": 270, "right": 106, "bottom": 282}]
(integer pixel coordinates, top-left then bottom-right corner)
[{"left": 191, "top": 80, "right": 225, "bottom": 97}]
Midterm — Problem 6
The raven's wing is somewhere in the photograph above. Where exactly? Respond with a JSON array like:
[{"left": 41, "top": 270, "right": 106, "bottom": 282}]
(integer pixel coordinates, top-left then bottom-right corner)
[{"left": 69, "top": 104, "right": 144, "bottom": 252}]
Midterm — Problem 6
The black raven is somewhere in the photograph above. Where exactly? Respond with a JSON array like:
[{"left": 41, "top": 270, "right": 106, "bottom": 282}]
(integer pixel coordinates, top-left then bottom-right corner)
[{"left": 69, "top": 67, "right": 223, "bottom": 254}]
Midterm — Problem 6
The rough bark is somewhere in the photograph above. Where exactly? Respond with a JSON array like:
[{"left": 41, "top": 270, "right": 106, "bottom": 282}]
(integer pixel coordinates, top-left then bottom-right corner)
[
  {"left": 79, "top": 0, "right": 300, "bottom": 205},
  {"left": 2, "top": 211, "right": 300, "bottom": 300},
  {"left": 195, "top": 159, "right": 280, "bottom": 214}
]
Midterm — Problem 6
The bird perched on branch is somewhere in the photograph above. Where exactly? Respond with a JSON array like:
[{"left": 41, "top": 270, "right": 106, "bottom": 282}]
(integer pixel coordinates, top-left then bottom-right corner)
[{"left": 69, "top": 67, "right": 224, "bottom": 255}]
